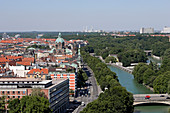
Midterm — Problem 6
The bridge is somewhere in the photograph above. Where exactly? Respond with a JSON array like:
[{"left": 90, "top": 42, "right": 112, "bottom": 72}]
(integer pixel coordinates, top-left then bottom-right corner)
[
  {"left": 144, "top": 50, "right": 153, "bottom": 56},
  {"left": 133, "top": 94, "right": 170, "bottom": 106}
]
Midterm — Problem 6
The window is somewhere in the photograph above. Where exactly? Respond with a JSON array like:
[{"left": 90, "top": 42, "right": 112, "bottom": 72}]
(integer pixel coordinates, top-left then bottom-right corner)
[
  {"left": 23, "top": 91, "right": 25, "bottom": 94},
  {"left": 13, "top": 96, "right": 15, "bottom": 98},
  {"left": 18, "top": 91, "right": 20, "bottom": 94},
  {"left": 28, "top": 75, "right": 30, "bottom": 77},
  {"left": 13, "top": 91, "right": 15, "bottom": 94},
  {"left": 18, "top": 96, "right": 20, "bottom": 98},
  {"left": 2, "top": 91, "right": 4, "bottom": 94},
  {"left": 7, "top": 91, "right": 10, "bottom": 94},
  {"left": 8, "top": 96, "right": 10, "bottom": 98}
]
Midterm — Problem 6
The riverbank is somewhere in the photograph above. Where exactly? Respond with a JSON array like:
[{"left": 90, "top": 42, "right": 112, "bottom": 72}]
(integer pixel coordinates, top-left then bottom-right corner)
[
  {"left": 143, "top": 83, "right": 154, "bottom": 92},
  {"left": 108, "top": 63, "right": 154, "bottom": 92},
  {"left": 94, "top": 55, "right": 156, "bottom": 93},
  {"left": 107, "top": 63, "right": 133, "bottom": 74}
]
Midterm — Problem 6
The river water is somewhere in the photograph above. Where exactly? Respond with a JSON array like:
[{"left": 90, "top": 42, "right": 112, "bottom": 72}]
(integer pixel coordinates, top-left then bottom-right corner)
[{"left": 108, "top": 65, "right": 170, "bottom": 113}]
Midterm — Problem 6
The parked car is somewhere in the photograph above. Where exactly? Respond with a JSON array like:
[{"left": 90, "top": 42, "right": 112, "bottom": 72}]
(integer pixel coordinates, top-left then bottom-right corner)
[
  {"left": 73, "top": 100, "right": 78, "bottom": 104},
  {"left": 81, "top": 101, "right": 85, "bottom": 106}
]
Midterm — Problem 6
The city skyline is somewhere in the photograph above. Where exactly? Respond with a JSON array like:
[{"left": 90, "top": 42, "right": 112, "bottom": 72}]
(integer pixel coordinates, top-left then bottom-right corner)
[{"left": 0, "top": 0, "right": 170, "bottom": 32}]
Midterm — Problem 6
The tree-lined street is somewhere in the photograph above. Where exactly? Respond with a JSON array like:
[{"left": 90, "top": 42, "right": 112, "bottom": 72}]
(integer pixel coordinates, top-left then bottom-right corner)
[{"left": 73, "top": 64, "right": 101, "bottom": 113}]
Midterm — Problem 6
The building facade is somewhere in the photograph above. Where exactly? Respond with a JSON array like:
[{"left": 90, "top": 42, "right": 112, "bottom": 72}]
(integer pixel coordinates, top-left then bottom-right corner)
[
  {"left": 0, "top": 78, "right": 69, "bottom": 113},
  {"left": 140, "top": 27, "right": 154, "bottom": 34},
  {"left": 49, "top": 72, "right": 76, "bottom": 92},
  {"left": 161, "top": 27, "right": 170, "bottom": 33}
]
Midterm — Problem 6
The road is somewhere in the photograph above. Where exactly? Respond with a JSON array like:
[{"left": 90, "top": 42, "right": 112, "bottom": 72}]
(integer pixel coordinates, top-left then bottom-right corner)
[
  {"left": 134, "top": 94, "right": 170, "bottom": 101},
  {"left": 74, "top": 64, "right": 101, "bottom": 113}
]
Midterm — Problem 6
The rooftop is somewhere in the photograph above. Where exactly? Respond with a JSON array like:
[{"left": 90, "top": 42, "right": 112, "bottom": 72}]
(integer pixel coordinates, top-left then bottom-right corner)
[{"left": 47, "top": 78, "right": 68, "bottom": 89}]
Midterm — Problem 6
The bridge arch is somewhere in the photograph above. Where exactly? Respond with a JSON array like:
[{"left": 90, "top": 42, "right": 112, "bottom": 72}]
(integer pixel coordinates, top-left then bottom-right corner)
[
  {"left": 144, "top": 50, "right": 153, "bottom": 56},
  {"left": 134, "top": 101, "right": 170, "bottom": 106}
]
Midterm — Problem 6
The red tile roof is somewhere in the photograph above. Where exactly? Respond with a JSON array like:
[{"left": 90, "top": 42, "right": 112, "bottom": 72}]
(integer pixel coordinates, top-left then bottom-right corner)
[
  {"left": 22, "top": 57, "right": 34, "bottom": 62},
  {"left": 16, "top": 62, "right": 31, "bottom": 66},
  {"left": 27, "top": 68, "right": 48, "bottom": 74},
  {"left": 6, "top": 56, "right": 23, "bottom": 60}
]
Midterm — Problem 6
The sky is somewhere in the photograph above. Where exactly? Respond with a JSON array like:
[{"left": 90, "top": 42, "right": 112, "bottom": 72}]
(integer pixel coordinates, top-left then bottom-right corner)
[{"left": 0, "top": 0, "right": 170, "bottom": 32}]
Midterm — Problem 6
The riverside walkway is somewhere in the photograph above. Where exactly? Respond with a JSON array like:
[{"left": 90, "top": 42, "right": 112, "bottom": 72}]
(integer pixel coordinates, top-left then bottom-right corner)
[
  {"left": 91, "top": 54, "right": 133, "bottom": 74},
  {"left": 106, "top": 63, "right": 133, "bottom": 74}
]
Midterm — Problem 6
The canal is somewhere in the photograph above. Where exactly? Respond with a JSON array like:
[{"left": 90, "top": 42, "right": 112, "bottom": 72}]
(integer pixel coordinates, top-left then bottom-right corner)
[{"left": 108, "top": 65, "right": 170, "bottom": 113}]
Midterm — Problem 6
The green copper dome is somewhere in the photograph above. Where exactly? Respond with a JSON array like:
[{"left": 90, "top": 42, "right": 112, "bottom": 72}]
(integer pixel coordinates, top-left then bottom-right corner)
[{"left": 55, "top": 33, "right": 65, "bottom": 43}]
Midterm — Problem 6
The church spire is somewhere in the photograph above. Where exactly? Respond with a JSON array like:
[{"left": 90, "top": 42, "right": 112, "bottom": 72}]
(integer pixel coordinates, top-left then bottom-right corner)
[{"left": 58, "top": 33, "right": 62, "bottom": 38}]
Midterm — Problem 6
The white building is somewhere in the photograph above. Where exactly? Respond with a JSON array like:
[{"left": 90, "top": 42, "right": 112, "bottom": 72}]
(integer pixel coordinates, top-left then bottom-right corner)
[
  {"left": 140, "top": 28, "right": 154, "bottom": 34},
  {"left": 161, "top": 27, "right": 170, "bottom": 33},
  {"left": 9, "top": 66, "right": 29, "bottom": 77}
]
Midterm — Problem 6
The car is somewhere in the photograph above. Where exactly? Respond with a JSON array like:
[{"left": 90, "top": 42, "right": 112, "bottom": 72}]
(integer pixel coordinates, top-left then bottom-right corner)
[
  {"left": 160, "top": 95, "right": 165, "bottom": 97},
  {"left": 145, "top": 95, "right": 151, "bottom": 99},
  {"left": 81, "top": 102, "right": 85, "bottom": 106},
  {"left": 166, "top": 97, "right": 170, "bottom": 99},
  {"left": 73, "top": 100, "right": 78, "bottom": 104}
]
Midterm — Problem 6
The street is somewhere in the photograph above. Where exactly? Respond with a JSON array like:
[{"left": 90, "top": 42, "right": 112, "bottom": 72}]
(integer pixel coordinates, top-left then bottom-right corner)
[{"left": 73, "top": 64, "right": 101, "bottom": 113}]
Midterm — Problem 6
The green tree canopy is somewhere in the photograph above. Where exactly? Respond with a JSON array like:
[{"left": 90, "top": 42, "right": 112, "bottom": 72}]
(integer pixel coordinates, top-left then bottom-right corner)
[
  {"left": 105, "top": 56, "right": 117, "bottom": 63},
  {"left": 153, "top": 71, "right": 170, "bottom": 93},
  {"left": 31, "top": 88, "right": 46, "bottom": 98},
  {"left": 8, "top": 96, "right": 52, "bottom": 113}
]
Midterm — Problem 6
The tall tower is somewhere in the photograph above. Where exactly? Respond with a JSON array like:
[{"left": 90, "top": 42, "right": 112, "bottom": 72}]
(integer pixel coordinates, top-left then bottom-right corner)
[
  {"left": 2, "top": 32, "right": 7, "bottom": 39},
  {"left": 55, "top": 33, "right": 65, "bottom": 55},
  {"left": 77, "top": 44, "right": 81, "bottom": 68}
]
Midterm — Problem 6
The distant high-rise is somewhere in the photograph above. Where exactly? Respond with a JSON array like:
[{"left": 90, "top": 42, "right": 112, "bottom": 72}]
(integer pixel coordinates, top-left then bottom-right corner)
[
  {"left": 140, "top": 28, "right": 154, "bottom": 34},
  {"left": 161, "top": 26, "right": 170, "bottom": 33},
  {"left": 2, "top": 32, "right": 8, "bottom": 39},
  {"left": 83, "top": 26, "right": 103, "bottom": 33}
]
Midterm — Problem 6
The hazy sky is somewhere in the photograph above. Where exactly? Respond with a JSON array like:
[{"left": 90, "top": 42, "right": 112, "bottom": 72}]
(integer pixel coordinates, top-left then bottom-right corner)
[{"left": 0, "top": 0, "right": 170, "bottom": 32}]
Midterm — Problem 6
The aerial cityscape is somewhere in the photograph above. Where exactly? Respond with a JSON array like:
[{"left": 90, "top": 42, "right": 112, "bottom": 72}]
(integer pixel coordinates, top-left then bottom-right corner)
[{"left": 0, "top": 0, "right": 170, "bottom": 113}]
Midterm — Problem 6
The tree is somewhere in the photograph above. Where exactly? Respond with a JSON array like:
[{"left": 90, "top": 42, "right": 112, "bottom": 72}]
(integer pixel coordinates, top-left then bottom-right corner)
[
  {"left": 8, "top": 96, "right": 52, "bottom": 113},
  {"left": 105, "top": 56, "right": 117, "bottom": 63},
  {"left": 81, "top": 52, "right": 134, "bottom": 113},
  {"left": 0, "top": 96, "right": 6, "bottom": 112},
  {"left": 31, "top": 88, "right": 46, "bottom": 98},
  {"left": 8, "top": 98, "right": 21, "bottom": 113},
  {"left": 24, "top": 96, "right": 51, "bottom": 113},
  {"left": 133, "top": 63, "right": 148, "bottom": 83},
  {"left": 81, "top": 86, "right": 134, "bottom": 113},
  {"left": 77, "top": 69, "right": 88, "bottom": 88},
  {"left": 168, "top": 81, "right": 170, "bottom": 94},
  {"left": 153, "top": 71, "right": 170, "bottom": 93},
  {"left": 143, "top": 68, "right": 156, "bottom": 86}
]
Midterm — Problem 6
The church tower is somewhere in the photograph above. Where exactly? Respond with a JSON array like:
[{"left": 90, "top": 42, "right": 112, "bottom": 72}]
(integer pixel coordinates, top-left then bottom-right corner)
[{"left": 55, "top": 33, "right": 65, "bottom": 55}]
